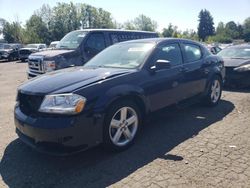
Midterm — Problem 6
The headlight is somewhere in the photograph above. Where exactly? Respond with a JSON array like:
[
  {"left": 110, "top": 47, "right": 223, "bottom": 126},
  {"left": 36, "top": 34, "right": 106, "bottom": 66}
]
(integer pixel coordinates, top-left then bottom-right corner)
[
  {"left": 44, "top": 60, "right": 56, "bottom": 72},
  {"left": 39, "top": 93, "right": 86, "bottom": 114},
  {"left": 234, "top": 64, "right": 250, "bottom": 72},
  {"left": 3, "top": 52, "right": 9, "bottom": 56}
]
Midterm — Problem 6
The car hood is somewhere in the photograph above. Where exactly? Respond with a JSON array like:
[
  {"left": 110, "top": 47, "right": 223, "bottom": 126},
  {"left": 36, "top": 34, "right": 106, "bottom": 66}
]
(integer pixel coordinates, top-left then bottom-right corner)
[
  {"left": 19, "top": 67, "right": 135, "bottom": 95},
  {"left": 223, "top": 58, "right": 250, "bottom": 67},
  {"left": 31, "top": 49, "right": 74, "bottom": 58},
  {"left": 20, "top": 48, "right": 38, "bottom": 51}
]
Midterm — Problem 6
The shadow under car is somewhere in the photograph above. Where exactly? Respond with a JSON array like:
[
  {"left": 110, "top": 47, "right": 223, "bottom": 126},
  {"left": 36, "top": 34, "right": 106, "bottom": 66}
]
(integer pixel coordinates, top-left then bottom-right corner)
[{"left": 0, "top": 100, "right": 234, "bottom": 188}]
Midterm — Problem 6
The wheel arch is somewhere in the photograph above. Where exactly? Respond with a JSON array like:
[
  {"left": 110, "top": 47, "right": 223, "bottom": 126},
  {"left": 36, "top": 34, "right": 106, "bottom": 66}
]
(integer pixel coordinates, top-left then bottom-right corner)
[
  {"left": 205, "top": 65, "right": 223, "bottom": 87},
  {"left": 203, "top": 71, "right": 223, "bottom": 97},
  {"left": 105, "top": 94, "right": 147, "bottom": 118},
  {"left": 102, "top": 84, "right": 150, "bottom": 118}
]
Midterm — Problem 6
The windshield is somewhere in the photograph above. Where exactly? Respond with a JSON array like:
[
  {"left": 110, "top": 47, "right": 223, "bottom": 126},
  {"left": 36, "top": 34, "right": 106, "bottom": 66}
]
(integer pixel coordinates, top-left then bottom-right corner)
[
  {"left": 218, "top": 47, "right": 250, "bottom": 59},
  {"left": 57, "top": 31, "right": 87, "bottom": 49},
  {"left": 26, "top": 44, "right": 39, "bottom": 48},
  {"left": 0, "top": 44, "right": 11, "bottom": 49},
  {"left": 84, "top": 42, "right": 155, "bottom": 69}
]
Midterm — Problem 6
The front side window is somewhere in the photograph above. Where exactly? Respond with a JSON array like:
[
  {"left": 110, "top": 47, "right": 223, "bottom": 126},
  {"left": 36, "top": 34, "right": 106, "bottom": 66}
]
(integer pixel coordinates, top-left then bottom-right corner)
[
  {"left": 39, "top": 45, "right": 45, "bottom": 49},
  {"left": 183, "top": 43, "right": 202, "bottom": 62},
  {"left": 84, "top": 42, "right": 155, "bottom": 69},
  {"left": 153, "top": 43, "right": 183, "bottom": 66},
  {"left": 85, "top": 33, "right": 106, "bottom": 58}
]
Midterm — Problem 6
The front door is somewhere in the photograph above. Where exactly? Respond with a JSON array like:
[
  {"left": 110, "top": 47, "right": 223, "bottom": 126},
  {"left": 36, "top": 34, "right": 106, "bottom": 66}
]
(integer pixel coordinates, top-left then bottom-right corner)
[{"left": 144, "top": 42, "right": 185, "bottom": 111}]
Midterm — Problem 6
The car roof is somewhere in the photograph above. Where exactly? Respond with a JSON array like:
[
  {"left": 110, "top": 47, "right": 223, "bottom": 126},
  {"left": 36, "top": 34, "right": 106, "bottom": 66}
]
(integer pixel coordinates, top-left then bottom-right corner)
[
  {"left": 73, "top": 29, "right": 157, "bottom": 34},
  {"left": 27, "top": 43, "right": 46, "bottom": 45},
  {"left": 118, "top": 38, "right": 203, "bottom": 45},
  {"left": 226, "top": 44, "right": 250, "bottom": 49}
]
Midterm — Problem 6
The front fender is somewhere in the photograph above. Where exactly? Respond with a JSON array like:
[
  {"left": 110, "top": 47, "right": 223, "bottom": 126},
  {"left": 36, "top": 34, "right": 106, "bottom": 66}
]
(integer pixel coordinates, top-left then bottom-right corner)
[{"left": 94, "top": 84, "right": 150, "bottom": 114}]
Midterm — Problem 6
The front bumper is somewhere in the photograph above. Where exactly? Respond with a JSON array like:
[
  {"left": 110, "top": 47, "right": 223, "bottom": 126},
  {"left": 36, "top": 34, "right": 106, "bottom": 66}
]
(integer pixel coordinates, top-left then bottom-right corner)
[
  {"left": 1, "top": 54, "right": 9, "bottom": 59},
  {"left": 19, "top": 54, "right": 29, "bottom": 60},
  {"left": 225, "top": 67, "right": 250, "bottom": 87},
  {"left": 14, "top": 107, "right": 104, "bottom": 155},
  {"left": 27, "top": 70, "right": 43, "bottom": 79}
]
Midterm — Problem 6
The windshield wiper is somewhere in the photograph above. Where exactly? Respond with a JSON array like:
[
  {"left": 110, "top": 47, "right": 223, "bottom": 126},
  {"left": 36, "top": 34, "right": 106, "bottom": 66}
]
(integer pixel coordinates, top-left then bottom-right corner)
[
  {"left": 230, "top": 57, "right": 249, "bottom": 60},
  {"left": 58, "top": 45, "right": 69, "bottom": 48}
]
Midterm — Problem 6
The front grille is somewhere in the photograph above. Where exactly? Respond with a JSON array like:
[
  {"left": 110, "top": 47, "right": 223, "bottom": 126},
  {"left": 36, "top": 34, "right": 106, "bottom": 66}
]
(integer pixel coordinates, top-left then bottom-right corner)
[
  {"left": 16, "top": 129, "right": 88, "bottom": 155},
  {"left": 225, "top": 67, "right": 235, "bottom": 75},
  {"left": 28, "top": 56, "right": 44, "bottom": 75},
  {"left": 18, "top": 92, "right": 44, "bottom": 116}
]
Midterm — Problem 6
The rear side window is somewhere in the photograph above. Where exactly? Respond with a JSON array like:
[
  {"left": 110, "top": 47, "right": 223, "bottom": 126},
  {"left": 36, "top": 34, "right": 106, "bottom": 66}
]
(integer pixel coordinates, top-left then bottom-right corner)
[
  {"left": 110, "top": 34, "right": 119, "bottom": 44},
  {"left": 39, "top": 45, "right": 45, "bottom": 49},
  {"left": 153, "top": 43, "right": 182, "bottom": 66},
  {"left": 183, "top": 43, "right": 202, "bottom": 62},
  {"left": 110, "top": 32, "right": 158, "bottom": 44}
]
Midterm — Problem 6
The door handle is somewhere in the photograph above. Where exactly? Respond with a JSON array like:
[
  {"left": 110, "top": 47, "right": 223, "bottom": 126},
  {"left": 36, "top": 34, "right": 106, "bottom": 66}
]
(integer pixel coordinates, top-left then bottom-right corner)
[{"left": 179, "top": 67, "right": 189, "bottom": 72}]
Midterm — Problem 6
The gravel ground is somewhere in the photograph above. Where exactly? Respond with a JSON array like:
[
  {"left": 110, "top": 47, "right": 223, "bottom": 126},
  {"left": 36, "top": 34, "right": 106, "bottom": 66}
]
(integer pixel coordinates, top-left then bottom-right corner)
[{"left": 0, "top": 61, "right": 250, "bottom": 188}]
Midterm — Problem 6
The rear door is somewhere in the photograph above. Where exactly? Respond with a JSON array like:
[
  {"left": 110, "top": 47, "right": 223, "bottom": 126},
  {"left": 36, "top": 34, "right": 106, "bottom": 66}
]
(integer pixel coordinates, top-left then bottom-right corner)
[{"left": 180, "top": 42, "right": 208, "bottom": 99}]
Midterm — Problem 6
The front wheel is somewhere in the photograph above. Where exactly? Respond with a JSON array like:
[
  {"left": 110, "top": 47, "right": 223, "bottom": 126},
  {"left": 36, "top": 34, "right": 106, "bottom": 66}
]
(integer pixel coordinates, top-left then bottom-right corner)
[
  {"left": 103, "top": 101, "right": 141, "bottom": 151},
  {"left": 203, "top": 76, "right": 222, "bottom": 106},
  {"left": 8, "top": 55, "right": 14, "bottom": 62}
]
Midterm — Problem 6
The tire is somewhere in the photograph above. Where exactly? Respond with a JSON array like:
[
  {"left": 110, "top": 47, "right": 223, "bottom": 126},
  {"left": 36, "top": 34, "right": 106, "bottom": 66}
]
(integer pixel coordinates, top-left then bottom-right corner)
[
  {"left": 103, "top": 100, "right": 142, "bottom": 151},
  {"left": 203, "top": 75, "right": 222, "bottom": 106},
  {"left": 21, "top": 59, "right": 26, "bottom": 62},
  {"left": 8, "top": 56, "right": 14, "bottom": 62}
]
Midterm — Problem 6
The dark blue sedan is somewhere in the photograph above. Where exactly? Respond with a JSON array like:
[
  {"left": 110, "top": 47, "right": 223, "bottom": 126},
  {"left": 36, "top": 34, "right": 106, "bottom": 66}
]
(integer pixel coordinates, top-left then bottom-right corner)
[{"left": 14, "top": 38, "right": 225, "bottom": 154}]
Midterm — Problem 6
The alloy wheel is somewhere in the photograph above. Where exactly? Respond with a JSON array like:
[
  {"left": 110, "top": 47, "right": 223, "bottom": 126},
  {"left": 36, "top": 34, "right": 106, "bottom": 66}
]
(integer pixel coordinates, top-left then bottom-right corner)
[
  {"left": 211, "top": 79, "right": 221, "bottom": 103},
  {"left": 109, "top": 106, "right": 138, "bottom": 147}
]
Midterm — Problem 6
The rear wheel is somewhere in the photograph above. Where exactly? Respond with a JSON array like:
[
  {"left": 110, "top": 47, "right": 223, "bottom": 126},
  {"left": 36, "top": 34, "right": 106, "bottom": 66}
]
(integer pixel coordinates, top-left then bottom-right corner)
[
  {"left": 103, "top": 101, "right": 141, "bottom": 151},
  {"left": 203, "top": 76, "right": 222, "bottom": 106}
]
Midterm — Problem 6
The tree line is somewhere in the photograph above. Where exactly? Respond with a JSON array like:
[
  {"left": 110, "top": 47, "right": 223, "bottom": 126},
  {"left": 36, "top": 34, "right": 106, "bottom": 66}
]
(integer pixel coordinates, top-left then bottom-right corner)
[
  {"left": 0, "top": 3, "right": 249, "bottom": 44},
  {"left": 162, "top": 9, "right": 250, "bottom": 43}
]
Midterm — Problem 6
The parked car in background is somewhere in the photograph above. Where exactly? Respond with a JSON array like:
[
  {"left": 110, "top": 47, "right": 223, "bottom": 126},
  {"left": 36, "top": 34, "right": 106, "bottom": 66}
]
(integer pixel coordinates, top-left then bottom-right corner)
[
  {"left": 15, "top": 38, "right": 225, "bottom": 154},
  {"left": 207, "top": 45, "right": 222, "bottom": 54},
  {"left": 27, "top": 29, "right": 158, "bottom": 78},
  {"left": 19, "top": 43, "right": 47, "bottom": 62},
  {"left": 48, "top": 41, "right": 59, "bottom": 50},
  {"left": 217, "top": 44, "right": 250, "bottom": 87},
  {"left": 11, "top": 43, "right": 23, "bottom": 50},
  {"left": 220, "top": 43, "right": 233, "bottom": 49},
  {"left": 0, "top": 43, "right": 22, "bottom": 61}
]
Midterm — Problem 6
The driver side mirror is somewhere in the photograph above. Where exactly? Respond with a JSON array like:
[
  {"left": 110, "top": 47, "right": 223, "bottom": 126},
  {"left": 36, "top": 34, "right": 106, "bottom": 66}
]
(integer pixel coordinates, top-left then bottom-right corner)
[{"left": 150, "top": 59, "right": 171, "bottom": 72}]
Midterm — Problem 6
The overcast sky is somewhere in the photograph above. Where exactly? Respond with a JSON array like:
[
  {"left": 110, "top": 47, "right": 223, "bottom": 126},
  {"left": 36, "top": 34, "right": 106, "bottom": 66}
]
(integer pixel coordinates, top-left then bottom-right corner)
[{"left": 0, "top": 0, "right": 249, "bottom": 32}]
